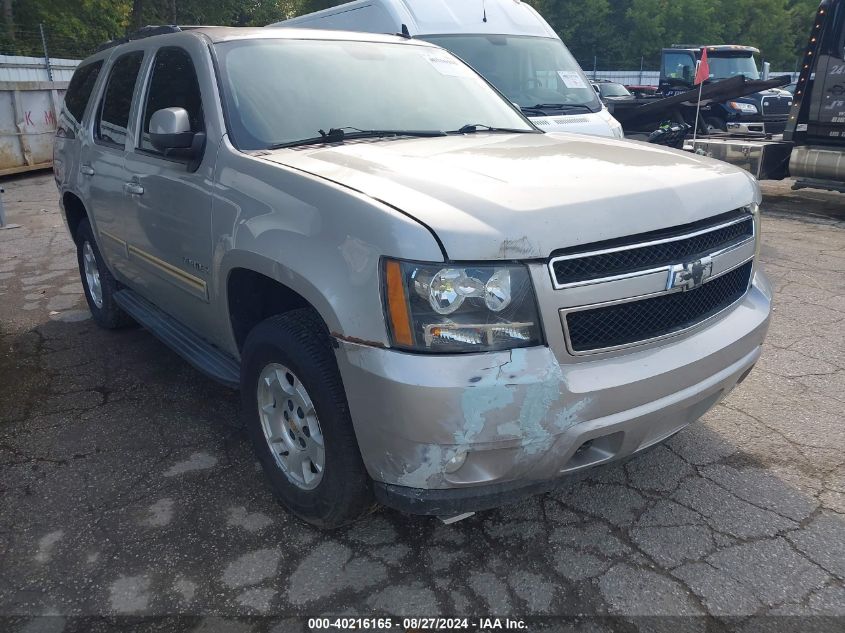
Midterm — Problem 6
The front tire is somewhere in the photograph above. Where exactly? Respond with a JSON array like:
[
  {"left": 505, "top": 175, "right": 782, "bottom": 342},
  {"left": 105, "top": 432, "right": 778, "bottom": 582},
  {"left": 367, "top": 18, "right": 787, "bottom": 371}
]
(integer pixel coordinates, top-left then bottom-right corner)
[
  {"left": 75, "top": 219, "right": 132, "bottom": 329},
  {"left": 705, "top": 117, "right": 727, "bottom": 133},
  {"left": 241, "top": 309, "right": 374, "bottom": 528}
]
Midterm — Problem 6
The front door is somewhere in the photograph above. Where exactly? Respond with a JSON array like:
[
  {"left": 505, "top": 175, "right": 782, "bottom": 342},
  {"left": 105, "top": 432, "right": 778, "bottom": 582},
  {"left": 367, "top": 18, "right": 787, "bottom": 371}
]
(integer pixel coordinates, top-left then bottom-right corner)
[{"left": 121, "top": 44, "right": 216, "bottom": 336}]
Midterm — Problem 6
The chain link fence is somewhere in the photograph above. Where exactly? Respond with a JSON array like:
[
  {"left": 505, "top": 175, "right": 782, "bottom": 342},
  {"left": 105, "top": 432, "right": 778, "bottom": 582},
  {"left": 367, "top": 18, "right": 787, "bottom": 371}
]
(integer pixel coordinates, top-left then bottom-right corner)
[
  {"left": 0, "top": 28, "right": 801, "bottom": 87},
  {"left": 578, "top": 58, "right": 660, "bottom": 86},
  {"left": 0, "top": 24, "right": 100, "bottom": 63},
  {"left": 0, "top": 25, "right": 95, "bottom": 82}
]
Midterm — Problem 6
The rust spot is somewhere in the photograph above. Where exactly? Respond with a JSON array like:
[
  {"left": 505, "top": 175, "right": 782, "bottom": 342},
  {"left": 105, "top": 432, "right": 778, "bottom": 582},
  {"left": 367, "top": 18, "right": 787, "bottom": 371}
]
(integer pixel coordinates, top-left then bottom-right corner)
[{"left": 331, "top": 332, "right": 388, "bottom": 349}]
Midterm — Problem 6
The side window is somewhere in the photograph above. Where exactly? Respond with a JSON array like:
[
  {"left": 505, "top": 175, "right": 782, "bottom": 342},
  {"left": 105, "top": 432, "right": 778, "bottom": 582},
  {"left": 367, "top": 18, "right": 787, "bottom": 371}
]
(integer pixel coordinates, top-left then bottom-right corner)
[
  {"left": 64, "top": 61, "right": 103, "bottom": 125},
  {"left": 140, "top": 47, "right": 204, "bottom": 155},
  {"left": 96, "top": 51, "right": 144, "bottom": 148},
  {"left": 664, "top": 52, "right": 695, "bottom": 83}
]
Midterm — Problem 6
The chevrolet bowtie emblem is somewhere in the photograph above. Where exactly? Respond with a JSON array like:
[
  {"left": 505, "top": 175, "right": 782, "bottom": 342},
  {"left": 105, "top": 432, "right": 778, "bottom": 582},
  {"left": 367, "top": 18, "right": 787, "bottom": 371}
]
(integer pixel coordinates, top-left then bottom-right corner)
[{"left": 668, "top": 256, "right": 714, "bottom": 291}]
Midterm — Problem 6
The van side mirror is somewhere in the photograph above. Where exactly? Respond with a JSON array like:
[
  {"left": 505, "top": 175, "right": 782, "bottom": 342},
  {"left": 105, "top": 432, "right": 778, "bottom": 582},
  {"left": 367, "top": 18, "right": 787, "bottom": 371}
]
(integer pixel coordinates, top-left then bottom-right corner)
[{"left": 149, "top": 107, "right": 205, "bottom": 160}]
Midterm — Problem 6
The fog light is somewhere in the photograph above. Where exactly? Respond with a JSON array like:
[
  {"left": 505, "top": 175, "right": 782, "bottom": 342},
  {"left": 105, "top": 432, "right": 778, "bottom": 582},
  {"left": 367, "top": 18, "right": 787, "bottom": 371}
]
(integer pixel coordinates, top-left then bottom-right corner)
[{"left": 444, "top": 449, "right": 468, "bottom": 474}]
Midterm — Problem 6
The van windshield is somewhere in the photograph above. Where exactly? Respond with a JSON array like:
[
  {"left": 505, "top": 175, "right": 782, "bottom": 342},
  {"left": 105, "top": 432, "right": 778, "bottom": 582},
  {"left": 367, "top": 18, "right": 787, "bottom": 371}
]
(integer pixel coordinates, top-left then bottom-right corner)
[
  {"left": 419, "top": 34, "right": 601, "bottom": 114},
  {"left": 215, "top": 38, "right": 535, "bottom": 150}
]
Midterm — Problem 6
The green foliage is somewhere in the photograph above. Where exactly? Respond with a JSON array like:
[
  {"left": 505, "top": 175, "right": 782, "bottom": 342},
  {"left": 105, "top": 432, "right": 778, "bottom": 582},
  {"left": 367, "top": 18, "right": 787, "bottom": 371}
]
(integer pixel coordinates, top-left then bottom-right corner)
[
  {"left": 3, "top": 0, "right": 130, "bottom": 57},
  {"left": 0, "top": 0, "right": 821, "bottom": 68},
  {"left": 528, "top": 0, "right": 816, "bottom": 68}
]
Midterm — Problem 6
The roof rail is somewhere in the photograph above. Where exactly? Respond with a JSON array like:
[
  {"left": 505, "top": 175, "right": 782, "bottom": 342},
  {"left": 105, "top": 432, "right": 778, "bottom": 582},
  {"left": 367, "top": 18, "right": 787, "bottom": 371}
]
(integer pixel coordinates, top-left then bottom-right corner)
[{"left": 96, "top": 24, "right": 218, "bottom": 53}]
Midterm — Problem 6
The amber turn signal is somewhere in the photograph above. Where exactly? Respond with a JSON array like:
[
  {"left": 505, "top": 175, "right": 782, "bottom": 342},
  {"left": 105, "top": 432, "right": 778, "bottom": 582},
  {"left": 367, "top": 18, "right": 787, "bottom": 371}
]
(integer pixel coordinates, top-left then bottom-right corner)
[{"left": 384, "top": 259, "right": 414, "bottom": 347}]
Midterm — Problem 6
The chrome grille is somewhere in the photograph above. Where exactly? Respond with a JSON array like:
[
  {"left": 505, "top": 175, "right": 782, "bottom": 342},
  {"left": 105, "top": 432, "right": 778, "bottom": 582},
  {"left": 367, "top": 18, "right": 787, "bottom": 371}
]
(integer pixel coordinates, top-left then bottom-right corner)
[
  {"left": 551, "top": 208, "right": 757, "bottom": 355},
  {"left": 551, "top": 211, "right": 753, "bottom": 288},
  {"left": 565, "top": 262, "right": 753, "bottom": 353},
  {"left": 761, "top": 96, "right": 792, "bottom": 117}
]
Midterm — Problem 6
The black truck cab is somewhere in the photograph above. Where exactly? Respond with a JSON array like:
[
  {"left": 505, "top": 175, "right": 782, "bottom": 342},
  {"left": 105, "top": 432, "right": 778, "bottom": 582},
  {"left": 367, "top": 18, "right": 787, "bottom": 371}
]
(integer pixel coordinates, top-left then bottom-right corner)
[{"left": 660, "top": 45, "right": 793, "bottom": 135}]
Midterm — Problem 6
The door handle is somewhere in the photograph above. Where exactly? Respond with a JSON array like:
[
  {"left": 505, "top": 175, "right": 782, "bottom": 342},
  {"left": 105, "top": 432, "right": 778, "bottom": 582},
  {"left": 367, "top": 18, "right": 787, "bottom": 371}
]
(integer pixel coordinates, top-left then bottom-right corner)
[
  {"left": 80, "top": 164, "right": 95, "bottom": 176},
  {"left": 124, "top": 182, "right": 145, "bottom": 196}
]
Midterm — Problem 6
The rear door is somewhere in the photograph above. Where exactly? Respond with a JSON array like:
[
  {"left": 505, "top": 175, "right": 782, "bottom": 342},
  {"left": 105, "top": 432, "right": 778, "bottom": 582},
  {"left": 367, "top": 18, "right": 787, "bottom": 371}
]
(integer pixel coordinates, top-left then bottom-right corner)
[
  {"left": 121, "top": 42, "right": 216, "bottom": 336},
  {"left": 78, "top": 49, "right": 146, "bottom": 281},
  {"left": 54, "top": 59, "right": 103, "bottom": 192}
]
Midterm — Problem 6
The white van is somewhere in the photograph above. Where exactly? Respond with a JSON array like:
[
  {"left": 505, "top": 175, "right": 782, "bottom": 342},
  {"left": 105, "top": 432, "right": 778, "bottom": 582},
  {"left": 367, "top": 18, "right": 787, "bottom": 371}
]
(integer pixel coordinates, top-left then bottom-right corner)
[{"left": 269, "top": 0, "right": 625, "bottom": 139}]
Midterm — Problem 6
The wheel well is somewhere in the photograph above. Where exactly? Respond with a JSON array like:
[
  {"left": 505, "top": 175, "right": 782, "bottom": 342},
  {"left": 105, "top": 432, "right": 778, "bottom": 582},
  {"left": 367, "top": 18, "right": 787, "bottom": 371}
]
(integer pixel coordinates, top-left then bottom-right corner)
[
  {"left": 62, "top": 192, "right": 88, "bottom": 242},
  {"left": 227, "top": 269, "right": 313, "bottom": 351}
]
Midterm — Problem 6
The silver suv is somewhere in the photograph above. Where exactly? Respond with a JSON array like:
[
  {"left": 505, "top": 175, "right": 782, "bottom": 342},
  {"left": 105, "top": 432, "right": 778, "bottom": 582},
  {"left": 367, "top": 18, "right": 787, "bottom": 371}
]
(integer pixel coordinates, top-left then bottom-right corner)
[{"left": 54, "top": 26, "right": 771, "bottom": 527}]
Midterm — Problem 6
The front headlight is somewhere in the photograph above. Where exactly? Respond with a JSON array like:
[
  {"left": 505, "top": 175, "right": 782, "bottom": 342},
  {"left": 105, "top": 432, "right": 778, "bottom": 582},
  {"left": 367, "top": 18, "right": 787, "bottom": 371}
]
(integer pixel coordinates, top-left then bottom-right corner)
[
  {"left": 729, "top": 101, "right": 759, "bottom": 114},
  {"left": 383, "top": 259, "right": 543, "bottom": 353}
]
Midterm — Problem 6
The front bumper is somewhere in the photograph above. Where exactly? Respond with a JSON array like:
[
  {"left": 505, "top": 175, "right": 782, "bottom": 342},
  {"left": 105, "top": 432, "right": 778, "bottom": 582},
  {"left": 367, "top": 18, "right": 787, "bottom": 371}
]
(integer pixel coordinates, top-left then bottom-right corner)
[
  {"left": 335, "top": 271, "right": 772, "bottom": 515},
  {"left": 726, "top": 116, "right": 787, "bottom": 136}
]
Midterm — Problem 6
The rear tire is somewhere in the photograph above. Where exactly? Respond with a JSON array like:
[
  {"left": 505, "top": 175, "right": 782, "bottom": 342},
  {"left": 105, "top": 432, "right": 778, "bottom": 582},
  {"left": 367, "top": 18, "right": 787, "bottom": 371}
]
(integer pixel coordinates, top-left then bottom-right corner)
[
  {"left": 75, "top": 219, "right": 132, "bottom": 329},
  {"left": 241, "top": 309, "right": 374, "bottom": 528}
]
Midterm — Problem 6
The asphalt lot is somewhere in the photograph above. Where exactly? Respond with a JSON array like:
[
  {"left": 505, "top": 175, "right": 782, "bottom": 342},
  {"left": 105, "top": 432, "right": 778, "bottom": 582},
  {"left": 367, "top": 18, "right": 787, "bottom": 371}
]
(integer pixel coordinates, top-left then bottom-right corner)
[{"left": 1, "top": 173, "right": 844, "bottom": 631}]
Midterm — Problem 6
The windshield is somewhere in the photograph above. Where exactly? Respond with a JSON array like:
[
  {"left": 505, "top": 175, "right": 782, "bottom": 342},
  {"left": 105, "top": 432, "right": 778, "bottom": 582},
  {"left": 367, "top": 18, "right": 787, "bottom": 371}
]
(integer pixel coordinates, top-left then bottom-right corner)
[
  {"left": 215, "top": 39, "right": 534, "bottom": 150},
  {"left": 419, "top": 34, "right": 601, "bottom": 113},
  {"left": 707, "top": 54, "right": 760, "bottom": 80},
  {"left": 600, "top": 83, "right": 631, "bottom": 97}
]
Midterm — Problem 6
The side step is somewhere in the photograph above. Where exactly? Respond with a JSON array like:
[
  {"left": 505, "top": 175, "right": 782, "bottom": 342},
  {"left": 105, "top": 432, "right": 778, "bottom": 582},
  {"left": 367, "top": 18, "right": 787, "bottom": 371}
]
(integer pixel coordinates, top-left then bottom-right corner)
[{"left": 114, "top": 289, "right": 240, "bottom": 388}]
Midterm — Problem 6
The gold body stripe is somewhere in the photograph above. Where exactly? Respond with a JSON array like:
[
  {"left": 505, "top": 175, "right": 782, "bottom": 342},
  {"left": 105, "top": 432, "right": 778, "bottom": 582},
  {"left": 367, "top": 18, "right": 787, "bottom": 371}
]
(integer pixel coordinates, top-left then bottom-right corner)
[
  {"left": 127, "top": 244, "right": 207, "bottom": 293},
  {"left": 99, "top": 229, "right": 126, "bottom": 247}
]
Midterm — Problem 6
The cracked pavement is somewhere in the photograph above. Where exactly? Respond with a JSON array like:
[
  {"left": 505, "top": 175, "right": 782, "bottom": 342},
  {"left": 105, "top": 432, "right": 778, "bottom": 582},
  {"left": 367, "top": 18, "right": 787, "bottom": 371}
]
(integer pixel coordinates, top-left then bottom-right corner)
[{"left": 0, "top": 174, "right": 844, "bottom": 630}]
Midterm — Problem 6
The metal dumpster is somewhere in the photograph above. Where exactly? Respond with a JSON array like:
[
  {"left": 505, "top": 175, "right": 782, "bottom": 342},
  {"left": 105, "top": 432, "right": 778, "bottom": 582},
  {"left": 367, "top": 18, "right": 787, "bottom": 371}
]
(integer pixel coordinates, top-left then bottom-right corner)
[{"left": 0, "top": 80, "right": 66, "bottom": 177}]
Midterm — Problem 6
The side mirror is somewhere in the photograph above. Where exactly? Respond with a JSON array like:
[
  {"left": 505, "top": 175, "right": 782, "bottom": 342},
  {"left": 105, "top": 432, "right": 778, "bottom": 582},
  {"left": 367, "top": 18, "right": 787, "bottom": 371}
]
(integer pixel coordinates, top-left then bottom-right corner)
[
  {"left": 150, "top": 107, "right": 194, "bottom": 152},
  {"left": 149, "top": 107, "right": 206, "bottom": 166}
]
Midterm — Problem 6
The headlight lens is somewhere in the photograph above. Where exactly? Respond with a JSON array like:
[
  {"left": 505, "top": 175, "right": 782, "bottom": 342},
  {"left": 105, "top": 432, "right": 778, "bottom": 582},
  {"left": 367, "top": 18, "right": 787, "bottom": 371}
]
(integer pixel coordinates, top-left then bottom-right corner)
[
  {"left": 383, "top": 259, "right": 542, "bottom": 353},
  {"left": 611, "top": 122, "right": 625, "bottom": 139},
  {"left": 729, "top": 101, "right": 759, "bottom": 114}
]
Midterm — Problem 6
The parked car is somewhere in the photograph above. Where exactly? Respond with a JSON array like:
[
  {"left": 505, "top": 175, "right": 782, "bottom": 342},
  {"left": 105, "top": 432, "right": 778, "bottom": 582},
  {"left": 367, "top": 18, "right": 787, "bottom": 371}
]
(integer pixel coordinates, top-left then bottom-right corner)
[
  {"left": 268, "top": 0, "right": 625, "bottom": 139},
  {"left": 626, "top": 84, "right": 659, "bottom": 98},
  {"left": 591, "top": 80, "right": 636, "bottom": 103},
  {"left": 54, "top": 26, "right": 771, "bottom": 528}
]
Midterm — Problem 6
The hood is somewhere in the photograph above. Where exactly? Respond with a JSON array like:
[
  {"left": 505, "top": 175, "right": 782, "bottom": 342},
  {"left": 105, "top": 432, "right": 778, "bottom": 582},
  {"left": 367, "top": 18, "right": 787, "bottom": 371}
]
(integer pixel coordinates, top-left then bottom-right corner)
[
  {"left": 258, "top": 132, "right": 758, "bottom": 261},
  {"left": 747, "top": 88, "right": 792, "bottom": 99}
]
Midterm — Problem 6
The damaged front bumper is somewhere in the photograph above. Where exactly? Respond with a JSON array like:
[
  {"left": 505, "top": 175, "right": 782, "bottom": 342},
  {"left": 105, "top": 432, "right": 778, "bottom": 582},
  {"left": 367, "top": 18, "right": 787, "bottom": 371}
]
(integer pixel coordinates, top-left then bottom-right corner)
[{"left": 334, "top": 272, "right": 772, "bottom": 516}]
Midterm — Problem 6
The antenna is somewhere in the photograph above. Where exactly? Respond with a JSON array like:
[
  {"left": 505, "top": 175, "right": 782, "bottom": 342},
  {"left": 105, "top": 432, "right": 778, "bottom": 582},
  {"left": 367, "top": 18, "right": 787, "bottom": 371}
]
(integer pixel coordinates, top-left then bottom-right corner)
[{"left": 483, "top": 0, "right": 487, "bottom": 22}]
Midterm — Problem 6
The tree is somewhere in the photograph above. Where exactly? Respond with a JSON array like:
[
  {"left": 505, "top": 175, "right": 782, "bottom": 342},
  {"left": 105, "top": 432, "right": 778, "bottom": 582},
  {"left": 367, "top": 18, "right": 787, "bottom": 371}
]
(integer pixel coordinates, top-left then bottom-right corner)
[
  {"left": 3, "top": 0, "right": 13, "bottom": 40},
  {"left": 131, "top": 0, "right": 143, "bottom": 30},
  {"left": 527, "top": 0, "right": 617, "bottom": 65},
  {"left": 0, "top": 0, "right": 822, "bottom": 69}
]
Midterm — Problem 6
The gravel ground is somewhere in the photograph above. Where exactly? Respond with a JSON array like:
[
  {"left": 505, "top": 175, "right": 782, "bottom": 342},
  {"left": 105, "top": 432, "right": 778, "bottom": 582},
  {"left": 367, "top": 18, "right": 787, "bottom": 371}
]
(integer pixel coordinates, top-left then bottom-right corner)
[{"left": 0, "top": 173, "right": 843, "bottom": 632}]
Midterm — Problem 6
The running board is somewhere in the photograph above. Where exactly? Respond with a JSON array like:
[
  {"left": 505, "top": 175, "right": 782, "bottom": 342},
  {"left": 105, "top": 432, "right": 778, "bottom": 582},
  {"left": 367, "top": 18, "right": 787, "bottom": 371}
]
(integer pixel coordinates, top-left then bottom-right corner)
[{"left": 114, "top": 289, "right": 240, "bottom": 388}]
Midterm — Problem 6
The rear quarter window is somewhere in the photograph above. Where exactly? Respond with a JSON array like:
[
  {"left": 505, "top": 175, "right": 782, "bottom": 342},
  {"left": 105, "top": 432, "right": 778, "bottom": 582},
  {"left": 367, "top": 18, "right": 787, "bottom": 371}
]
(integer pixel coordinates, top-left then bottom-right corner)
[{"left": 64, "top": 61, "right": 103, "bottom": 124}]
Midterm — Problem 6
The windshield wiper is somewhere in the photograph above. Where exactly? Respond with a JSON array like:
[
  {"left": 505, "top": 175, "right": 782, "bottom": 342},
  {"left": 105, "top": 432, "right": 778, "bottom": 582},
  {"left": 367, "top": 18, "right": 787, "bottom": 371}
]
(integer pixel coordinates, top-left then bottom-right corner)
[
  {"left": 268, "top": 127, "right": 447, "bottom": 149},
  {"left": 450, "top": 124, "right": 535, "bottom": 134},
  {"left": 525, "top": 103, "right": 594, "bottom": 114}
]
